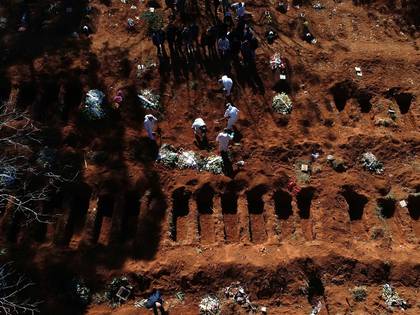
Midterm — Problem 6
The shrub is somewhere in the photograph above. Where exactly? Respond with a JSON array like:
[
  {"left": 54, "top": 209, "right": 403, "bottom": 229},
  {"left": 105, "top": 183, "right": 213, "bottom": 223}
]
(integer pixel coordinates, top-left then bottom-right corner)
[
  {"left": 140, "top": 10, "right": 163, "bottom": 35},
  {"left": 351, "top": 286, "right": 368, "bottom": 302}
]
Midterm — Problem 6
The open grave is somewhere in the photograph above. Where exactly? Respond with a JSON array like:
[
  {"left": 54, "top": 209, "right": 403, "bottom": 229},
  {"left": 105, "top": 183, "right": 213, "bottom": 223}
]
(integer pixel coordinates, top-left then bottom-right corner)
[
  {"left": 195, "top": 183, "right": 215, "bottom": 243},
  {"left": 407, "top": 194, "right": 420, "bottom": 220},
  {"left": 355, "top": 89, "right": 373, "bottom": 113},
  {"left": 329, "top": 80, "right": 356, "bottom": 111},
  {"left": 297, "top": 187, "right": 316, "bottom": 219},
  {"left": 170, "top": 187, "right": 191, "bottom": 242},
  {"left": 394, "top": 92, "right": 413, "bottom": 114},
  {"left": 341, "top": 186, "right": 369, "bottom": 220},
  {"left": 377, "top": 197, "right": 396, "bottom": 219},
  {"left": 221, "top": 191, "right": 239, "bottom": 242},
  {"left": 306, "top": 272, "right": 325, "bottom": 305},
  {"left": 67, "top": 184, "right": 92, "bottom": 248},
  {"left": 96, "top": 194, "right": 115, "bottom": 245},
  {"left": 122, "top": 190, "right": 141, "bottom": 241},
  {"left": 61, "top": 78, "right": 83, "bottom": 121},
  {"left": 247, "top": 185, "right": 268, "bottom": 243},
  {"left": 274, "top": 190, "right": 293, "bottom": 220}
]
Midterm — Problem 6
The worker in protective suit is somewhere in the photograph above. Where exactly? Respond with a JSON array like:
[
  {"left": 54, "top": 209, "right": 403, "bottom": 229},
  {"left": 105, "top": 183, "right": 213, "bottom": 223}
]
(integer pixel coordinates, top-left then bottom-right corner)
[
  {"left": 216, "top": 128, "right": 234, "bottom": 152},
  {"left": 144, "top": 114, "right": 158, "bottom": 140},
  {"left": 192, "top": 118, "right": 208, "bottom": 147},
  {"left": 224, "top": 103, "right": 239, "bottom": 130},
  {"left": 219, "top": 75, "right": 233, "bottom": 96}
]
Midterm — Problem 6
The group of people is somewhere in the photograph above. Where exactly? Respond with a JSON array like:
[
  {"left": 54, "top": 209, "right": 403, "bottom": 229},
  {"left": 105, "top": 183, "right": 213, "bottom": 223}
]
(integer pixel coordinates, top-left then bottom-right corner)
[
  {"left": 151, "top": 22, "right": 200, "bottom": 57},
  {"left": 143, "top": 2, "right": 263, "bottom": 171},
  {"left": 191, "top": 101, "right": 239, "bottom": 152},
  {"left": 151, "top": 1, "right": 259, "bottom": 71},
  {"left": 144, "top": 76, "right": 239, "bottom": 155}
]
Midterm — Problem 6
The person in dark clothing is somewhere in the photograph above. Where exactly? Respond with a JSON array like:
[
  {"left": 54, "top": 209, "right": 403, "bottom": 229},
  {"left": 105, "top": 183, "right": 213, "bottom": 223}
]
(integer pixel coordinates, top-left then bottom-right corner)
[
  {"left": 205, "top": 0, "right": 211, "bottom": 12},
  {"left": 243, "top": 24, "right": 254, "bottom": 41},
  {"left": 165, "top": 0, "right": 176, "bottom": 16},
  {"left": 181, "top": 26, "right": 193, "bottom": 55},
  {"left": 221, "top": 0, "right": 231, "bottom": 13},
  {"left": 165, "top": 0, "right": 175, "bottom": 9},
  {"left": 234, "top": 19, "right": 246, "bottom": 39},
  {"left": 175, "top": 27, "right": 184, "bottom": 54},
  {"left": 250, "top": 36, "right": 259, "bottom": 50},
  {"left": 190, "top": 22, "right": 199, "bottom": 49},
  {"left": 241, "top": 39, "right": 255, "bottom": 65},
  {"left": 146, "top": 290, "right": 166, "bottom": 315},
  {"left": 218, "top": 22, "right": 228, "bottom": 38},
  {"left": 166, "top": 23, "right": 177, "bottom": 53},
  {"left": 176, "top": 0, "right": 186, "bottom": 17},
  {"left": 217, "top": 35, "right": 230, "bottom": 59},
  {"left": 229, "top": 34, "right": 241, "bottom": 60},
  {"left": 152, "top": 29, "right": 167, "bottom": 56},
  {"left": 223, "top": 11, "right": 233, "bottom": 26},
  {"left": 18, "top": 1, "right": 30, "bottom": 32},
  {"left": 213, "top": 0, "right": 220, "bottom": 15},
  {"left": 203, "top": 26, "right": 217, "bottom": 57}
]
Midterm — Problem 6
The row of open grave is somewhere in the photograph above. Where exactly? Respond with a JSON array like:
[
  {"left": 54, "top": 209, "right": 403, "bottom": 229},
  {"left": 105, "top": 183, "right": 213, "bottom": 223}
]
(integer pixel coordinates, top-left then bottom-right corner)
[
  {"left": 0, "top": 183, "right": 418, "bottom": 247},
  {"left": 0, "top": 77, "right": 415, "bottom": 122}
]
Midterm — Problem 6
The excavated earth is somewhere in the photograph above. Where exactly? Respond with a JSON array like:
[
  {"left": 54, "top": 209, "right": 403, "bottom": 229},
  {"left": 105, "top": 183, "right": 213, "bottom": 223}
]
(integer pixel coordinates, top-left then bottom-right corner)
[{"left": 0, "top": 0, "right": 419, "bottom": 314}]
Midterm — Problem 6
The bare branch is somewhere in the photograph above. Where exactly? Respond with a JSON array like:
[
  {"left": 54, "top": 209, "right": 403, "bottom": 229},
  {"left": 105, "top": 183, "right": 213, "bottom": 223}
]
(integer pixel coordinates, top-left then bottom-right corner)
[
  {"left": 0, "top": 103, "right": 78, "bottom": 225},
  {"left": 0, "top": 263, "right": 41, "bottom": 315}
]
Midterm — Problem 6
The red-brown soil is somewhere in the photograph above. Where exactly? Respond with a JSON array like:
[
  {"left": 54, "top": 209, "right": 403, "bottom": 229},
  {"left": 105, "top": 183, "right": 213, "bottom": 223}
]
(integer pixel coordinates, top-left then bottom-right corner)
[{"left": 0, "top": 0, "right": 419, "bottom": 314}]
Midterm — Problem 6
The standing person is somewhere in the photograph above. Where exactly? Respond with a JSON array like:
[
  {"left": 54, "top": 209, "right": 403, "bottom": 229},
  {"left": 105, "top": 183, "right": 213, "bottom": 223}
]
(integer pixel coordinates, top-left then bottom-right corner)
[
  {"left": 144, "top": 114, "right": 158, "bottom": 140},
  {"left": 145, "top": 289, "right": 166, "bottom": 315},
  {"left": 181, "top": 26, "right": 193, "bottom": 55},
  {"left": 232, "top": 2, "right": 246, "bottom": 19},
  {"left": 216, "top": 128, "right": 234, "bottom": 153},
  {"left": 165, "top": 0, "right": 176, "bottom": 16},
  {"left": 192, "top": 118, "right": 208, "bottom": 147},
  {"left": 152, "top": 29, "right": 166, "bottom": 56},
  {"left": 217, "top": 35, "right": 230, "bottom": 59},
  {"left": 229, "top": 32, "right": 241, "bottom": 62},
  {"left": 224, "top": 103, "right": 239, "bottom": 129},
  {"left": 17, "top": 1, "right": 29, "bottom": 32},
  {"left": 206, "top": 25, "right": 218, "bottom": 57},
  {"left": 219, "top": 75, "right": 233, "bottom": 97},
  {"left": 240, "top": 40, "right": 255, "bottom": 65},
  {"left": 243, "top": 24, "right": 254, "bottom": 41},
  {"left": 222, "top": 0, "right": 231, "bottom": 13},
  {"left": 166, "top": 23, "right": 177, "bottom": 53},
  {"left": 213, "top": 0, "right": 220, "bottom": 16},
  {"left": 175, "top": 27, "right": 184, "bottom": 54},
  {"left": 224, "top": 10, "right": 234, "bottom": 26},
  {"left": 190, "top": 22, "right": 200, "bottom": 51}
]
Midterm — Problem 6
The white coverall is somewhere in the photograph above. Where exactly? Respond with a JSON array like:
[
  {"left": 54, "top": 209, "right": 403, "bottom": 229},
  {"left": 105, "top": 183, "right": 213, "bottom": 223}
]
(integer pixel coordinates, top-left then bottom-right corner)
[
  {"left": 216, "top": 131, "right": 234, "bottom": 152},
  {"left": 224, "top": 104, "right": 239, "bottom": 129},
  {"left": 192, "top": 118, "right": 206, "bottom": 134},
  {"left": 144, "top": 114, "right": 158, "bottom": 140},
  {"left": 220, "top": 75, "right": 233, "bottom": 96}
]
